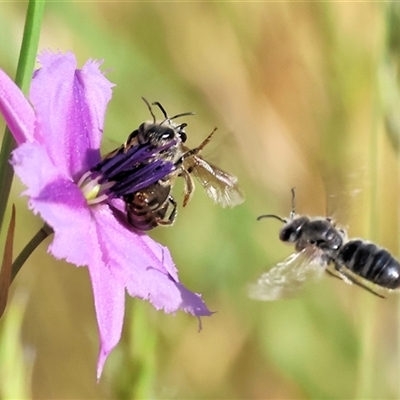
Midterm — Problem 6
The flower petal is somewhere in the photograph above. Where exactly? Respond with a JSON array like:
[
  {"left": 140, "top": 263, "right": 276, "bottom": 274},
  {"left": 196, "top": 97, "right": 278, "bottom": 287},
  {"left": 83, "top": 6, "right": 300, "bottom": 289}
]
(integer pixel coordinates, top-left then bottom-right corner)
[
  {"left": 87, "top": 258, "right": 125, "bottom": 381},
  {"left": 151, "top": 242, "right": 214, "bottom": 318},
  {"left": 30, "top": 51, "right": 114, "bottom": 180},
  {"left": 11, "top": 142, "right": 94, "bottom": 267},
  {"left": 0, "top": 68, "right": 35, "bottom": 144},
  {"left": 91, "top": 205, "right": 212, "bottom": 315},
  {"left": 12, "top": 141, "right": 69, "bottom": 197},
  {"left": 88, "top": 205, "right": 212, "bottom": 377}
]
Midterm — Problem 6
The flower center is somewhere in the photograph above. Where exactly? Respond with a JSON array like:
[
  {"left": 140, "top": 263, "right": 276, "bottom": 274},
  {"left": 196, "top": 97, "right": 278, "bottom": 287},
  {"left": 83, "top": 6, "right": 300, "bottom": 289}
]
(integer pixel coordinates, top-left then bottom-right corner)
[{"left": 78, "top": 141, "right": 176, "bottom": 205}]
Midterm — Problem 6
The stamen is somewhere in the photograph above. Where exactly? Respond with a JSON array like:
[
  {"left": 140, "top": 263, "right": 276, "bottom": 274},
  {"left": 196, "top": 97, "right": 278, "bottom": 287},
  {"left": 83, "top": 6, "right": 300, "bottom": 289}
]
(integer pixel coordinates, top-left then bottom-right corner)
[
  {"left": 87, "top": 193, "right": 111, "bottom": 205},
  {"left": 77, "top": 139, "right": 176, "bottom": 205},
  {"left": 76, "top": 170, "right": 92, "bottom": 188}
]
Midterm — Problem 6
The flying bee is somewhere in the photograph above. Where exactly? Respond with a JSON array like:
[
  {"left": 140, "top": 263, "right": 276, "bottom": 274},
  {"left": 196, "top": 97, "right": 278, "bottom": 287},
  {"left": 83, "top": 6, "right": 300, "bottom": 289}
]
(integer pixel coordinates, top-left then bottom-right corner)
[
  {"left": 107, "top": 98, "right": 244, "bottom": 230},
  {"left": 248, "top": 188, "right": 400, "bottom": 301}
]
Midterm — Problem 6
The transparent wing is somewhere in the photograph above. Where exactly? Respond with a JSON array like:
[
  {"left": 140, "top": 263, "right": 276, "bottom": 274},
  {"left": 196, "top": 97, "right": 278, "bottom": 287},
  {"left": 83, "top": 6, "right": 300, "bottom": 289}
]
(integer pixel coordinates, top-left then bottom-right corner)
[
  {"left": 183, "top": 155, "right": 244, "bottom": 208},
  {"left": 101, "top": 137, "right": 125, "bottom": 159},
  {"left": 247, "top": 248, "right": 328, "bottom": 301},
  {"left": 322, "top": 161, "right": 364, "bottom": 224}
]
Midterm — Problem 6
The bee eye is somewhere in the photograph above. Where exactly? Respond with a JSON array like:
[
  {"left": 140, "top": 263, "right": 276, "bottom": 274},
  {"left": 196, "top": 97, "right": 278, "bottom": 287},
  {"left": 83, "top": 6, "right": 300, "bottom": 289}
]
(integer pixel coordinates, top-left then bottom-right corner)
[
  {"left": 179, "top": 131, "right": 187, "bottom": 142},
  {"left": 280, "top": 226, "right": 299, "bottom": 242},
  {"left": 161, "top": 129, "right": 175, "bottom": 140},
  {"left": 326, "top": 231, "right": 334, "bottom": 240},
  {"left": 176, "top": 123, "right": 188, "bottom": 142}
]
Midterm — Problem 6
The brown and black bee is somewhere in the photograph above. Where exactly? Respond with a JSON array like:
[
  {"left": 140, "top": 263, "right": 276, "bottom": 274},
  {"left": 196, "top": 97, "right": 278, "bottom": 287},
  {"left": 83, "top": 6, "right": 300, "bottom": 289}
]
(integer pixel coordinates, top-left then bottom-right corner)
[
  {"left": 248, "top": 188, "right": 400, "bottom": 300},
  {"left": 107, "top": 98, "right": 244, "bottom": 230}
]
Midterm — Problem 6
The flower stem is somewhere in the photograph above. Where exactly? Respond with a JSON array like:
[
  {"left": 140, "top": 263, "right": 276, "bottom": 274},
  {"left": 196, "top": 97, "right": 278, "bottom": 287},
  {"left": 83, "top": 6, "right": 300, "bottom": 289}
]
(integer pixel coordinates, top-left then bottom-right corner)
[
  {"left": 0, "top": 0, "right": 46, "bottom": 232},
  {"left": 11, "top": 224, "right": 52, "bottom": 282}
]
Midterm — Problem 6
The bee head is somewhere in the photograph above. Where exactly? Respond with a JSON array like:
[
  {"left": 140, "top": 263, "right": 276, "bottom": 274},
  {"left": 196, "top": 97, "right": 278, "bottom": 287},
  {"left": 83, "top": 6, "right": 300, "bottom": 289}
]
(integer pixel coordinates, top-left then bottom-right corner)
[
  {"left": 279, "top": 216, "right": 309, "bottom": 243},
  {"left": 137, "top": 122, "right": 180, "bottom": 146},
  {"left": 139, "top": 98, "right": 193, "bottom": 145}
]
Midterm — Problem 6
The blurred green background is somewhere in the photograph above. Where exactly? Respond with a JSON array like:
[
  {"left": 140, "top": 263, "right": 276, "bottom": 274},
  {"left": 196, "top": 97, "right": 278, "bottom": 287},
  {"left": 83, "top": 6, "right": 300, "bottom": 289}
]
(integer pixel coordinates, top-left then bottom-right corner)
[{"left": 1, "top": 2, "right": 400, "bottom": 399}]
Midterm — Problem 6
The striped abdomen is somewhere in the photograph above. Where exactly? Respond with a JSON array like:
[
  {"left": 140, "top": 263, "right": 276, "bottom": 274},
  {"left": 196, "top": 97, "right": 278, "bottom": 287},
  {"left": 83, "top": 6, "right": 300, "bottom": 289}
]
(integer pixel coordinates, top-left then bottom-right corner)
[{"left": 336, "top": 240, "right": 400, "bottom": 289}]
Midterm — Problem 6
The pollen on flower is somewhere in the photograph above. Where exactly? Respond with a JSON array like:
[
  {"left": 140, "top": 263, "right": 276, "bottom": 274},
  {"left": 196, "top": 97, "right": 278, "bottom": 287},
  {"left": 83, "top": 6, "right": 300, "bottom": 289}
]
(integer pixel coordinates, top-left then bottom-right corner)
[
  {"left": 82, "top": 181, "right": 102, "bottom": 203},
  {"left": 77, "top": 170, "right": 115, "bottom": 205}
]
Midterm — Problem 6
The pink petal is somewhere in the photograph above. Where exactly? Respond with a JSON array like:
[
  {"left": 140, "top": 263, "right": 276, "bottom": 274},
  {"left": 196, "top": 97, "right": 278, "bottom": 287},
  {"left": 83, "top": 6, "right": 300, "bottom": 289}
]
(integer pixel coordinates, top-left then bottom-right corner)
[
  {"left": 12, "top": 142, "right": 69, "bottom": 197},
  {"left": 0, "top": 68, "right": 35, "bottom": 144},
  {"left": 11, "top": 142, "right": 94, "bottom": 267},
  {"left": 87, "top": 255, "right": 125, "bottom": 381},
  {"left": 30, "top": 51, "right": 114, "bottom": 180},
  {"left": 153, "top": 245, "right": 213, "bottom": 318},
  {"left": 91, "top": 205, "right": 207, "bottom": 312},
  {"left": 89, "top": 205, "right": 212, "bottom": 377},
  {"left": 79, "top": 58, "right": 114, "bottom": 153}
]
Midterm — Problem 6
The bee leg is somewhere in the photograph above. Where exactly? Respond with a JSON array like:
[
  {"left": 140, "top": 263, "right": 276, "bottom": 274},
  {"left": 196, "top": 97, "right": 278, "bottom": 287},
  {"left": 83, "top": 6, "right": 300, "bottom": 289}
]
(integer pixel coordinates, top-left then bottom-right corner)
[
  {"left": 180, "top": 169, "right": 195, "bottom": 207},
  {"left": 331, "top": 265, "right": 386, "bottom": 299},
  {"left": 156, "top": 196, "right": 178, "bottom": 226},
  {"left": 159, "top": 173, "right": 177, "bottom": 189},
  {"left": 180, "top": 128, "right": 218, "bottom": 162},
  {"left": 193, "top": 127, "right": 217, "bottom": 154},
  {"left": 325, "top": 268, "right": 348, "bottom": 281},
  {"left": 166, "top": 196, "right": 178, "bottom": 224}
]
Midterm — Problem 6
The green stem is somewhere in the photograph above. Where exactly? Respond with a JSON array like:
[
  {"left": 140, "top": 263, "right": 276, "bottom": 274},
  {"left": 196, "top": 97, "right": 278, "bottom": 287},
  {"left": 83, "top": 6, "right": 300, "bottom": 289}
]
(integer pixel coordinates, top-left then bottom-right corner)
[
  {"left": 11, "top": 224, "right": 52, "bottom": 282},
  {"left": 0, "top": 0, "right": 46, "bottom": 232},
  {"left": 130, "top": 301, "right": 158, "bottom": 399}
]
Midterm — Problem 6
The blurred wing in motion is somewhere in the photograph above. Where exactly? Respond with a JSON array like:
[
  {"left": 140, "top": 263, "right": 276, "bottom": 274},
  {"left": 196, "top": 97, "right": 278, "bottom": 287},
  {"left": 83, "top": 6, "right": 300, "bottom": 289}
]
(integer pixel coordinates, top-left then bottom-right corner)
[
  {"left": 247, "top": 247, "right": 327, "bottom": 301},
  {"left": 101, "top": 137, "right": 125, "bottom": 159},
  {"left": 183, "top": 155, "right": 244, "bottom": 208},
  {"left": 322, "top": 161, "right": 364, "bottom": 224}
]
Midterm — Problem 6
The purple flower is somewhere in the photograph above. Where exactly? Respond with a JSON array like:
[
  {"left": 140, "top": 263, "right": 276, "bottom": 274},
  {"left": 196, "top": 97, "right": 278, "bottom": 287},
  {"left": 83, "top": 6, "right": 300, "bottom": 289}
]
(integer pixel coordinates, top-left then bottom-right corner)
[{"left": 0, "top": 51, "right": 212, "bottom": 379}]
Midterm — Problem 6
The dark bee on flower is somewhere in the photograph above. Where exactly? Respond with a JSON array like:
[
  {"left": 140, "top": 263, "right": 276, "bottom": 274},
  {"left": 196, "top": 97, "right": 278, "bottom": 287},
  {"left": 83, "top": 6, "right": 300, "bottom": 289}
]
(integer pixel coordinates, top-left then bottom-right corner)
[
  {"left": 105, "top": 98, "right": 191, "bottom": 165},
  {"left": 248, "top": 188, "right": 400, "bottom": 300},
  {"left": 101, "top": 98, "right": 244, "bottom": 230}
]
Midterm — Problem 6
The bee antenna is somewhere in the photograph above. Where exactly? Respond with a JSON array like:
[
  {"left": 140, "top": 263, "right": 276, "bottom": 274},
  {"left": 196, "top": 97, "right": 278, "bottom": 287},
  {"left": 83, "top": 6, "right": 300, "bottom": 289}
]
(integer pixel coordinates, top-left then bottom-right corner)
[
  {"left": 257, "top": 214, "right": 287, "bottom": 223},
  {"left": 151, "top": 101, "right": 168, "bottom": 119},
  {"left": 142, "top": 97, "right": 157, "bottom": 123},
  {"left": 169, "top": 111, "right": 196, "bottom": 121},
  {"left": 160, "top": 112, "right": 195, "bottom": 127},
  {"left": 290, "top": 187, "right": 296, "bottom": 218}
]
